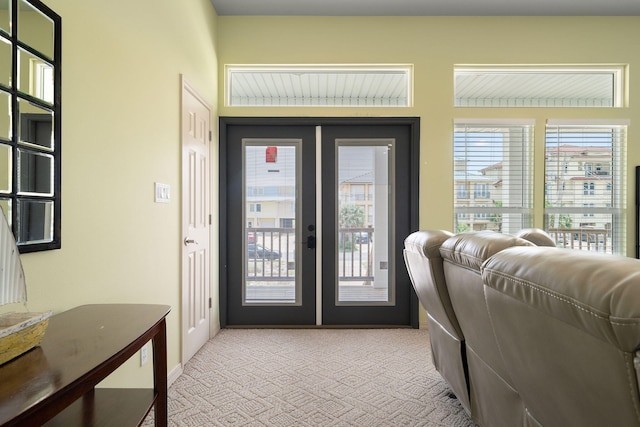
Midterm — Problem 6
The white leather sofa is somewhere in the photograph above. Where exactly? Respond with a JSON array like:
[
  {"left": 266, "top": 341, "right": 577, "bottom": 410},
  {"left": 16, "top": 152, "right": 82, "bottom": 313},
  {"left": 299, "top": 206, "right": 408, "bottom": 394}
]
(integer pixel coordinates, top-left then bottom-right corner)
[{"left": 404, "top": 229, "right": 640, "bottom": 426}]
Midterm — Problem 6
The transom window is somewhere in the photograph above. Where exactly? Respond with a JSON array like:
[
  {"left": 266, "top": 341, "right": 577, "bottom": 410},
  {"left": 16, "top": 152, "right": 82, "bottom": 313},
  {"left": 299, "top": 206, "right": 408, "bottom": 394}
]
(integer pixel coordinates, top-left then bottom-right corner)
[
  {"left": 226, "top": 65, "right": 413, "bottom": 107},
  {"left": 454, "top": 65, "right": 625, "bottom": 108}
]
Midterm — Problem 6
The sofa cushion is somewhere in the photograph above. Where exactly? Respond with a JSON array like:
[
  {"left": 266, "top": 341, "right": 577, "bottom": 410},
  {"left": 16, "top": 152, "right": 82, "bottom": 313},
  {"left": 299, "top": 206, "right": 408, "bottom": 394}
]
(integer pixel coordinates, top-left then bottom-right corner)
[
  {"left": 404, "top": 229, "right": 453, "bottom": 259},
  {"left": 439, "top": 231, "right": 533, "bottom": 272},
  {"left": 515, "top": 228, "right": 556, "bottom": 247},
  {"left": 482, "top": 246, "right": 640, "bottom": 351},
  {"left": 403, "top": 230, "right": 460, "bottom": 337}
]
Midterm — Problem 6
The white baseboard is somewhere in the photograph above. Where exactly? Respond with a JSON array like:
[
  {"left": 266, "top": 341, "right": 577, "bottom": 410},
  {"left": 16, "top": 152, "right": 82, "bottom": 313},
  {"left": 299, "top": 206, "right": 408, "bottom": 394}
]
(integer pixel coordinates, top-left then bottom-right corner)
[
  {"left": 212, "top": 322, "right": 221, "bottom": 338},
  {"left": 419, "top": 319, "right": 429, "bottom": 330},
  {"left": 167, "top": 363, "right": 183, "bottom": 387},
  {"left": 170, "top": 323, "right": 219, "bottom": 387}
]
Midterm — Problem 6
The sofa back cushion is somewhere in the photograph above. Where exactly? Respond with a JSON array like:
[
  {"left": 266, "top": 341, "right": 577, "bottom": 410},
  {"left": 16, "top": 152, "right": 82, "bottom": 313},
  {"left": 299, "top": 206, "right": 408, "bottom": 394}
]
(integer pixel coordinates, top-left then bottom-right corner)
[
  {"left": 404, "top": 230, "right": 460, "bottom": 337},
  {"left": 440, "top": 231, "right": 533, "bottom": 272},
  {"left": 438, "top": 232, "right": 533, "bottom": 362},
  {"left": 515, "top": 228, "right": 556, "bottom": 247},
  {"left": 439, "top": 231, "right": 532, "bottom": 426},
  {"left": 482, "top": 246, "right": 640, "bottom": 426}
]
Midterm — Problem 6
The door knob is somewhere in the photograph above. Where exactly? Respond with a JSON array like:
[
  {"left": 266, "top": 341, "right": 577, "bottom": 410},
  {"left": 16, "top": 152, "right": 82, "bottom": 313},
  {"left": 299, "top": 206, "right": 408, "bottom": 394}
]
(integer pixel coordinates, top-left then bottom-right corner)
[{"left": 184, "top": 237, "right": 198, "bottom": 246}]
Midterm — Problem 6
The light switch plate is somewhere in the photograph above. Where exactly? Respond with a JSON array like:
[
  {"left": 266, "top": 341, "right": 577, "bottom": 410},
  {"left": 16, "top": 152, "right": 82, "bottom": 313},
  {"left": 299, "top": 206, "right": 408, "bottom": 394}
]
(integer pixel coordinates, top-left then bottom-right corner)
[
  {"left": 155, "top": 182, "right": 170, "bottom": 203},
  {"left": 140, "top": 344, "right": 149, "bottom": 366}
]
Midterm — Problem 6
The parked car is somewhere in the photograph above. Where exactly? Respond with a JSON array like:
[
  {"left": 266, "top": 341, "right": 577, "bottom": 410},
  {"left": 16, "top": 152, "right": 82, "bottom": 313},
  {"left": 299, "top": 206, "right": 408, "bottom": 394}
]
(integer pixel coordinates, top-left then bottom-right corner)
[
  {"left": 354, "top": 232, "right": 371, "bottom": 244},
  {"left": 247, "top": 243, "right": 280, "bottom": 259},
  {"left": 573, "top": 231, "right": 605, "bottom": 243}
]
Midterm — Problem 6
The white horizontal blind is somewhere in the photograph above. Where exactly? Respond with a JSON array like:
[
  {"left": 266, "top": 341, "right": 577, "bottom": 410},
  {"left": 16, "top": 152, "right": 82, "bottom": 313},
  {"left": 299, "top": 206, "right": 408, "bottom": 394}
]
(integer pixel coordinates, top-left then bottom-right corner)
[
  {"left": 544, "top": 123, "right": 627, "bottom": 254},
  {"left": 453, "top": 122, "right": 533, "bottom": 234}
]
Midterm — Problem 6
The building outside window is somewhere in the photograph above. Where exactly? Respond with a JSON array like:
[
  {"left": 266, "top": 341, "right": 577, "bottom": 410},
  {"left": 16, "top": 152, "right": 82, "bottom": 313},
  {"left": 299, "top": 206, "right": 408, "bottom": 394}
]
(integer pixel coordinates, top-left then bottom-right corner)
[{"left": 583, "top": 182, "right": 595, "bottom": 195}]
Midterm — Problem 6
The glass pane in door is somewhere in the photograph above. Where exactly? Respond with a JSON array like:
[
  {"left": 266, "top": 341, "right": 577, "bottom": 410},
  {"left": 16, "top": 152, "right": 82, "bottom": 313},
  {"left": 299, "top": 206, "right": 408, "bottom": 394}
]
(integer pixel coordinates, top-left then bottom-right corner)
[
  {"left": 336, "top": 141, "right": 394, "bottom": 304},
  {"left": 243, "top": 141, "right": 300, "bottom": 304}
]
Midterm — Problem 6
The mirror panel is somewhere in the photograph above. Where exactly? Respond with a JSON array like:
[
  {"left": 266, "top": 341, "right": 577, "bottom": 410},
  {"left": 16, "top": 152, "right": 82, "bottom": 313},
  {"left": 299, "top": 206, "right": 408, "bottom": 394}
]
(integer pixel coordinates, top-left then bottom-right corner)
[
  {"left": 18, "top": 98, "right": 53, "bottom": 150},
  {"left": 16, "top": 198, "right": 53, "bottom": 244},
  {"left": 0, "top": 0, "right": 10, "bottom": 35},
  {"left": 17, "top": 0, "right": 54, "bottom": 59},
  {"left": 0, "top": 199, "right": 10, "bottom": 226},
  {"left": 17, "top": 47, "right": 53, "bottom": 104},
  {"left": 0, "top": 35, "right": 10, "bottom": 87},
  {"left": 17, "top": 148, "right": 52, "bottom": 195},
  {"left": 5, "top": 0, "right": 61, "bottom": 252},
  {"left": 0, "top": 90, "right": 10, "bottom": 140},
  {"left": 0, "top": 143, "right": 11, "bottom": 193}
]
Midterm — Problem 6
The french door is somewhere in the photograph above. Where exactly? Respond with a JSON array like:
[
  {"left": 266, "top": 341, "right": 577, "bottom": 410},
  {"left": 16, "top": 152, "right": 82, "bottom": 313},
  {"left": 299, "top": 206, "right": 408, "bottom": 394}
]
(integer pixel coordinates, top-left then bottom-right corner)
[{"left": 220, "top": 118, "right": 419, "bottom": 327}]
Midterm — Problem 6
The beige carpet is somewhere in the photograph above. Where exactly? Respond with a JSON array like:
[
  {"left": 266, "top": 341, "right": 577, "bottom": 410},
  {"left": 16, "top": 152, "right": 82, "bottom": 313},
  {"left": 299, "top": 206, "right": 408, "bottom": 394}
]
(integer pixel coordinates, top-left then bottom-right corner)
[{"left": 146, "top": 329, "right": 476, "bottom": 426}]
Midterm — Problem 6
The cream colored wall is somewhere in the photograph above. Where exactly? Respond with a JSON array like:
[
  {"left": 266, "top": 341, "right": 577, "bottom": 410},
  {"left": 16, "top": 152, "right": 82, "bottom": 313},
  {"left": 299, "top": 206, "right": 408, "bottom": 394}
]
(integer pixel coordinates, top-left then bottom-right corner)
[
  {"left": 217, "top": 16, "right": 640, "bottom": 325},
  {"left": 9, "top": 0, "right": 219, "bottom": 387}
]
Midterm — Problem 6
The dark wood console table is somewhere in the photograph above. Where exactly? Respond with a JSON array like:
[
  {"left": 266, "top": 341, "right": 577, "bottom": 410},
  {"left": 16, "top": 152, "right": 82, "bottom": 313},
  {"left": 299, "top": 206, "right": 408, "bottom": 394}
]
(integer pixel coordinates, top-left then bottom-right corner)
[{"left": 0, "top": 304, "right": 171, "bottom": 426}]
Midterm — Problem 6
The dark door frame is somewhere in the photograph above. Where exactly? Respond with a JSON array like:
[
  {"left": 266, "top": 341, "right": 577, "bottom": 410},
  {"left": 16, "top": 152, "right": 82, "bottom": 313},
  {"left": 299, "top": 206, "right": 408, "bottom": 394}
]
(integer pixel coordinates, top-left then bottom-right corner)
[{"left": 219, "top": 117, "right": 420, "bottom": 328}]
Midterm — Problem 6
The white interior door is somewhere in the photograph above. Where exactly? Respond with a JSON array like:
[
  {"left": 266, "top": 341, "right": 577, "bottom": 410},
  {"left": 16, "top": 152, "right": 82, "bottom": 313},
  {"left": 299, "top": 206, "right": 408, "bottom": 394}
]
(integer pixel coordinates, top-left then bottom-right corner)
[{"left": 181, "top": 78, "right": 211, "bottom": 362}]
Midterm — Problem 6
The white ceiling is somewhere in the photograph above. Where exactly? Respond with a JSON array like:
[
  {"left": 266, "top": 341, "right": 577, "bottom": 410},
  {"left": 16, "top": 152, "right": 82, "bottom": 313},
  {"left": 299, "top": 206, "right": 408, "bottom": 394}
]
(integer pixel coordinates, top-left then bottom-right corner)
[{"left": 209, "top": 0, "right": 640, "bottom": 16}]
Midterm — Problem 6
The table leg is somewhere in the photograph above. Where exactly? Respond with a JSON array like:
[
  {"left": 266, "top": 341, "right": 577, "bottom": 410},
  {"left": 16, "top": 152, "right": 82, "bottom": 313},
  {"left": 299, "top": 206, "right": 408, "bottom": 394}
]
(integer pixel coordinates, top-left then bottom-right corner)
[{"left": 152, "top": 319, "right": 168, "bottom": 426}]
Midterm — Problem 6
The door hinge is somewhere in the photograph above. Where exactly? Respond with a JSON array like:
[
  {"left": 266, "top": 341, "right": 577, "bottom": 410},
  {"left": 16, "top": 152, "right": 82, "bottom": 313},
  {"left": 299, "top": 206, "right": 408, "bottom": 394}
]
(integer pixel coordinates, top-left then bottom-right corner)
[
  {"left": 209, "top": 214, "right": 212, "bottom": 225},
  {"left": 209, "top": 297, "right": 212, "bottom": 309},
  {"left": 209, "top": 130, "right": 212, "bottom": 141}
]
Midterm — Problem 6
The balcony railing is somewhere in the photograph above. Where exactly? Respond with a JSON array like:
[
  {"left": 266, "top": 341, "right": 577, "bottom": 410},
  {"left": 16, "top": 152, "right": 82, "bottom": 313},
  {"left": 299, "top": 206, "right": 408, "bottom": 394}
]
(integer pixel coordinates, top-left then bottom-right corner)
[
  {"left": 338, "top": 228, "right": 374, "bottom": 282},
  {"left": 246, "top": 227, "right": 295, "bottom": 281},
  {"left": 547, "top": 228, "right": 611, "bottom": 253},
  {"left": 245, "top": 227, "right": 375, "bottom": 282}
]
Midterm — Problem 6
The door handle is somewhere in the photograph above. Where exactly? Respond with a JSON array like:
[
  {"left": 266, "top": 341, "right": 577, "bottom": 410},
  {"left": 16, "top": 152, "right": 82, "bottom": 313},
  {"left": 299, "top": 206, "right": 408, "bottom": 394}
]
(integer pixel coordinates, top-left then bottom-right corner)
[
  {"left": 184, "top": 237, "right": 198, "bottom": 246},
  {"left": 306, "top": 235, "right": 316, "bottom": 249}
]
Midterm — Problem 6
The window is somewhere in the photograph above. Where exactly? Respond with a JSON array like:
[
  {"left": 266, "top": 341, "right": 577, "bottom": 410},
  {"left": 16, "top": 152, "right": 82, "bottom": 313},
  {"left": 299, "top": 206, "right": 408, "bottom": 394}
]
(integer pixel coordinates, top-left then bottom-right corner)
[
  {"left": 456, "top": 184, "right": 469, "bottom": 199},
  {"left": 226, "top": 65, "right": 413, "bottom": 107},
  {"left": 350, "top": 185, "right": 366, "bottom": 201},
  {"left": 474, "top": 184, "right": 490, "bottom": 199},
  {"left": 247, "top": 186, "right": 264, "bottom": 196},
  {"left": 583, "top": 182, "right": 595, "bottom": 195},
  {"left": 544, "top": 120, "right": 627, "bottom": 254},
  {"left": 453, "top": 120, "right": 533, "bottom": 234},
  {"left": 454, "top": 65, "right": 625, "bottom": 108}
]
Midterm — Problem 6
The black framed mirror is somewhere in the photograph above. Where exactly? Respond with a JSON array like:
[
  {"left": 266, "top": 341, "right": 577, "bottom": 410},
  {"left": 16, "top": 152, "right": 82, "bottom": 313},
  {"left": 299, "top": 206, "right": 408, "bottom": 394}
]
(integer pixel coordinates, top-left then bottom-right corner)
[
  {"left": 0, "top": 0, "right": 61, "bottom": 253},
  {"left": 636, "top": 166, "right": 639, "bottom": 259}
]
